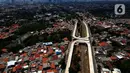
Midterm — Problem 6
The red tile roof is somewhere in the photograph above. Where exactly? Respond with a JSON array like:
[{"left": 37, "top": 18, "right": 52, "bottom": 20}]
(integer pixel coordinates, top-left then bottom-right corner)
[
  {"left": 12, "top": 67, "right": 16, "bottom": 72},
  {"left": 42, "top": 58, "right": 48, "bottom": 63},
  {"left": 2, "top": 57, "right": 9, "bottom": 62},
  {"left": 47, "top": 69, "right": 53, "bottom": 72},
  {"left": 29, "top": 57, "right": 35, "bottom": 61},
  {"left": 53, "top": 24, "right": 58, "bottom": 27},
  {"left": 110, "top": 56, "right": 117, "bottom": 60},
  {"left": 121, "top": 39, "right": 126, "bottom": 44},
  {"left": 99, "top": 42, "right": 108, "bottom": 46},
  {"left": 52, "top": 55, "right": 58, "bottom": 60},
  {"left": 39, "top": 65, "right": 43, "bottom": 70},
  {"left": 1, "top": 48, "right": 7, "bottom": 52},
  {"left": 42, "top": 71, "right": 45, "bottom": 73},
  {"left": 0, "top": 64, "right": 5, "bottom": 69},
  {"left": 127, "top": 53, "right": 130, "bottom": 57},
  {"left": 63, "top": 37, "right": 68, "bottom": 41},
  {"left": 22, "top": 52, "right": 27, "bottom": 57},
  {"left": 16, "top": 65, "right": 22, "bottom": 69},
  {"left": 35, "top": 54, "right": 40, "bottom": 58},
  {"left": 49, "top": 49, "right": 54, "bottom": 54},
  {"left": 106, "top": 61, "right": 113, "bottom": 69},
  {"left": 60, "top": 46, "right": 65, "bottom": 52},
  {"left": 31, "top": 63, "right": 36, "bottom": 67},
  {"left": 50, "top": 62, "right": 55, "bottom": 69}
]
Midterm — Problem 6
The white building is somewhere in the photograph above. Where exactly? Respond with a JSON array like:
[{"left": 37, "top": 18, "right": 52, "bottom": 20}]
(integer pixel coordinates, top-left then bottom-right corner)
[
  {"left": 112, "top": 68, "right": 121, "bottom": 73},
  {"left": 101, "top": 68, "right": 111, "bottom": 73}
]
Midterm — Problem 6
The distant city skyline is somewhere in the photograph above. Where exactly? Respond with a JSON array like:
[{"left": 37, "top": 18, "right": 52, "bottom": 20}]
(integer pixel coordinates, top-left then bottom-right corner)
[{"left": 0, "top": 0, "right": 130, "bottom": 4}]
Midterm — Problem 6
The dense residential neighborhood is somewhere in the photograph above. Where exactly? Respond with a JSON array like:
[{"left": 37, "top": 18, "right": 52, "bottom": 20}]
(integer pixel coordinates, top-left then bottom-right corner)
[
  {"left": 0, "top": 1, "right": 130, "bottom": 73},
  {"left": 90, "top": 18, "right": 130, "bottom": 73}
]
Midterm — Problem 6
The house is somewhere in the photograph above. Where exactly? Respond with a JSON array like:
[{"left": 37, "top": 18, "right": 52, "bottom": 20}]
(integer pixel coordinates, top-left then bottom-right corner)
[
  {"left": 63, "top": 37, "right": 68, "bottom": 41},
  {"left": 50, "top": 62, "right": 55, "bottom": 69},
  {"left": 99, "top": 42, "right": 108, "bottom": 47},
  {"left": 106, "top": 61, "right": 113, "bottom": 70},
  {"left": 23, "top": 65, "right": 29, "bottom": 69},
  {"left": 43, "top": 42, "right": 53, "bottom": 46},
  {"left": 0, "top": 41, "right": 67, "bottom": 73},
  {"left": 47, "top": 69, "right": 57, "bottom": 73},
  {"left": 38, "top": 65, "right": 43, "bottom": 70},
  {"left": 42, "top": 58, "right": 48, "bottom": 63},
  {"left": 43, "top": 63, "right": 50, "bottom": 69},
  {"left": 0, "top": 64, "right": 5, "bottom": 69},
  {"left": 1, "top": 48, "right": 7, "bottom": 52},
  {"left": 37, "top": 70, "right": 42, "bottom": 73},
  {"left": 7, "top": 60, "right": 16, "bottom": 67},
  {"left": 112, "top": 68, "right": 121, "bottom": 73},
  {"left": 100, "top": 57, "right": 111, "bottom": 61},
  {"left": 101, "top": 68, "right": 111, "bottom": 73},
  {"left": 110, "top": 56, "right": 118, "bottom": 60},
  {"left": 115, "top": 54, "right": 124, "bottom": 59}
]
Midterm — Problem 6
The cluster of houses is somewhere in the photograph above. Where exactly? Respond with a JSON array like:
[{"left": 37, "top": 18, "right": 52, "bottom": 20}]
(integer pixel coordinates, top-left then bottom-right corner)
[
  {"left": 0, "top": 37, "right": 69, "bottom": 73},
  {"left": 39, "top": 21, "right": 73, "bottom": 35},
  {"left": 0, "top": 24, "right": 20, "bottom": 39},
  {"left": 91, "top": 18, "right": 130, "bottom": 73}
]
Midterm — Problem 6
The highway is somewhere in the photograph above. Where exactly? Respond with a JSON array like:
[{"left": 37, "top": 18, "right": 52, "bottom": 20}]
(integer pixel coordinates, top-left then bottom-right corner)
[{"left": 65, "top": 19, "right": 95, "bottom": 73}]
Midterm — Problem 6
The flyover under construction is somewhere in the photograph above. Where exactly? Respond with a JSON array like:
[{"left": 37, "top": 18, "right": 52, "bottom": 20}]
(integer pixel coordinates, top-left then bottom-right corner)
[{"left": 65, "top": 19, "right": 96, "bottom": 73}]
